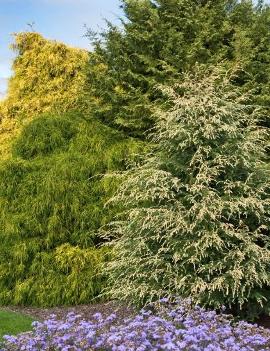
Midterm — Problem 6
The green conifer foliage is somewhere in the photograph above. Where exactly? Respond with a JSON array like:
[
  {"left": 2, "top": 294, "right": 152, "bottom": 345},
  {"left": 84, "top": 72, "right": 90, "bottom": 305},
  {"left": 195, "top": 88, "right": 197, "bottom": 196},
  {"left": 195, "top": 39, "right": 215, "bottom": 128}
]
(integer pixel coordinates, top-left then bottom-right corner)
[
  {"left": 13, "top": 114, "right": 78, "bottom": 159},
  {"left": 85, "top": 0, "right": 270, "bottom": 137},
  {"left": 104, "top": 69, "right": 270, "bottom": 318},
  {"left": 0, "top": 112, "right": 142, "bottom": 306},
  {"left": 0, "top": 32, "right": 88, "bottom": 160},
  {"left": 2, "top": 32, "right": 88, "bottom": 119}
]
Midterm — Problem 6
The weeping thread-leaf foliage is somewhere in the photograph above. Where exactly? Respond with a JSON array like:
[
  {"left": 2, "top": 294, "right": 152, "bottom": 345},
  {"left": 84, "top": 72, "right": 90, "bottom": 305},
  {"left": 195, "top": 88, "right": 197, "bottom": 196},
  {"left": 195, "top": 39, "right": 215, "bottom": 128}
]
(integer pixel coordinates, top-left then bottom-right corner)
[
  {"left": 0, "top": 32, "right": 145, "bottom": 306},
  {"left": 0, "top": 32, "right": 88, "bottom": 160},
  {"left": 12, "top": 114, "right": 79, "bottom": 159},
  {"left": 104, "top": 68, "right": 270, "bottom": 318},
  {"left": 1, "top": 32, "right": 88, "bottom": 119},
  {"left": 0, "top": 111, "right": 143, "bottom": 306}
]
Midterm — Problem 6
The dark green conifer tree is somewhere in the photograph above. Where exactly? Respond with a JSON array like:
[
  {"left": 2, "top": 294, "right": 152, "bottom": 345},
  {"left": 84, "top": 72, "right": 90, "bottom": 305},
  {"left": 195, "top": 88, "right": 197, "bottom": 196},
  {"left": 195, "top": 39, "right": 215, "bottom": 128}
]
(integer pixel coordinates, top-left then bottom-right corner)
[{"left": 85, "top": 0, "right": 270, "bottom": 136}]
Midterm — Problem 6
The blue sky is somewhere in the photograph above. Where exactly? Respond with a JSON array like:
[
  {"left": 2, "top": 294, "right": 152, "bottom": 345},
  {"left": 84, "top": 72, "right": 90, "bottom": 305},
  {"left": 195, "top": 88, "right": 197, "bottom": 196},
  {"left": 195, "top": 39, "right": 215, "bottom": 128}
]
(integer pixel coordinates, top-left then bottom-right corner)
[{"left": 0, "top": 0, "right": 122, "bottom": 98}]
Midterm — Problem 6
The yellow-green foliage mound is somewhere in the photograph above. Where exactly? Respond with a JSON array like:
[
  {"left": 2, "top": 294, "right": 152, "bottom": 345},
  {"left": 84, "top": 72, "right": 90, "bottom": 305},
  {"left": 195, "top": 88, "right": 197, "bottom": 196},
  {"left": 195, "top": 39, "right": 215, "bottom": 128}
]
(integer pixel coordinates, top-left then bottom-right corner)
[
  {"left": 0, "top": 32, "right": 143, "bottom": 306},
  {"left": 0, "top": 32, "right": 88, "bottom": 159},
  {"left": 0, "top": 111, "right": 142, "bottom": 306},
  {"left": 2, "top": 32, "right": 88, "bottom": 118}
]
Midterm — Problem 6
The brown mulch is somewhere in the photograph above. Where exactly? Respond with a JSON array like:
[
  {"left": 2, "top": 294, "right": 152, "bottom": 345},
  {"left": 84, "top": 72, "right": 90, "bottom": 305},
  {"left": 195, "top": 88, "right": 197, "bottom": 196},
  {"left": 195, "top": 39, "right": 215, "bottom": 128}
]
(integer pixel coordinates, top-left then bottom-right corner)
[
  {"left": 255, "top": 315, "right": 270, "bottom": 329},
  {"left": 1, "top": 301, "right": 135, "bottom": 322},
  {"left": 2, "top": 302, "right": 270, "bottom": 330}
]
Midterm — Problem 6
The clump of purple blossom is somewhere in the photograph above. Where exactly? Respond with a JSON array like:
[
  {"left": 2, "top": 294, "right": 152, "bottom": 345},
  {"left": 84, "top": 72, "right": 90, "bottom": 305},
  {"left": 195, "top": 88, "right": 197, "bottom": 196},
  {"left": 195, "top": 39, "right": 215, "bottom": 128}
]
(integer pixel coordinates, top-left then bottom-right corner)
[{"left": 2, "top": 298, "right": 270, "bottom": 350}]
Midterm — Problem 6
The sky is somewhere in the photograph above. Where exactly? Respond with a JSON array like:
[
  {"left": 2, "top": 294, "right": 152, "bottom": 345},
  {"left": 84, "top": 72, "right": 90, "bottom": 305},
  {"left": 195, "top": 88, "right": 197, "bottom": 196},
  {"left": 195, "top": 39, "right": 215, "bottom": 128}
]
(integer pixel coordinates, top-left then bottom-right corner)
[
  {"left": 0, "top": 0, "right": 122, "bottom": 98},
  {"left": 1, "top": 0, "right": 269, "bottom": 99}
]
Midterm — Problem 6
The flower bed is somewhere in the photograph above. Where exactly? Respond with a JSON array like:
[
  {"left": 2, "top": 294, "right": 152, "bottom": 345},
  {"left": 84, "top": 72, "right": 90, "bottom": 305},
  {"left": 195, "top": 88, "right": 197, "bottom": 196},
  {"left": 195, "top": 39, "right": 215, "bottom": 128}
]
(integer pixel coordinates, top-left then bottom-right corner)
[{"left": 2, "top": 299, "right": 270, "bottom": 351}]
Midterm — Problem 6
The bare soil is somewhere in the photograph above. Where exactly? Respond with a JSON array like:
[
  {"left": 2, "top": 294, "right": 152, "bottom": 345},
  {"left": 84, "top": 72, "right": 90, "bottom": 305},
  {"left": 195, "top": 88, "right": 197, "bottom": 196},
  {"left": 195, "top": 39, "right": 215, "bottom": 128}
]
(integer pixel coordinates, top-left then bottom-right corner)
[{"left": 255, "top": 315, "right": 270, "bottom": 329}]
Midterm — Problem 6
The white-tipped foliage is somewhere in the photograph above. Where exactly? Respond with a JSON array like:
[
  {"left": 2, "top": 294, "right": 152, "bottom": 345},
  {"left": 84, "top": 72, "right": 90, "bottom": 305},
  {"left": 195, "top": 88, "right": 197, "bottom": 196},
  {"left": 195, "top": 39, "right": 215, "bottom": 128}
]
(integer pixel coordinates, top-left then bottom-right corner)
[{"left": 105, "top": 69, "right": 270, "bottom": 316}]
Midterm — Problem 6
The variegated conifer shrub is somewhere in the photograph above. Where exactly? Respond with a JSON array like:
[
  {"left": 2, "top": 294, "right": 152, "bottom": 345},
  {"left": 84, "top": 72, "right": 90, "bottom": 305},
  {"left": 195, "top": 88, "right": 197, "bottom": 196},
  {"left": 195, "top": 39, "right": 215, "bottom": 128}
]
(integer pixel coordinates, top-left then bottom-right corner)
[{"left": 104, "top": 68, "right": 270, "bottom": 318}]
